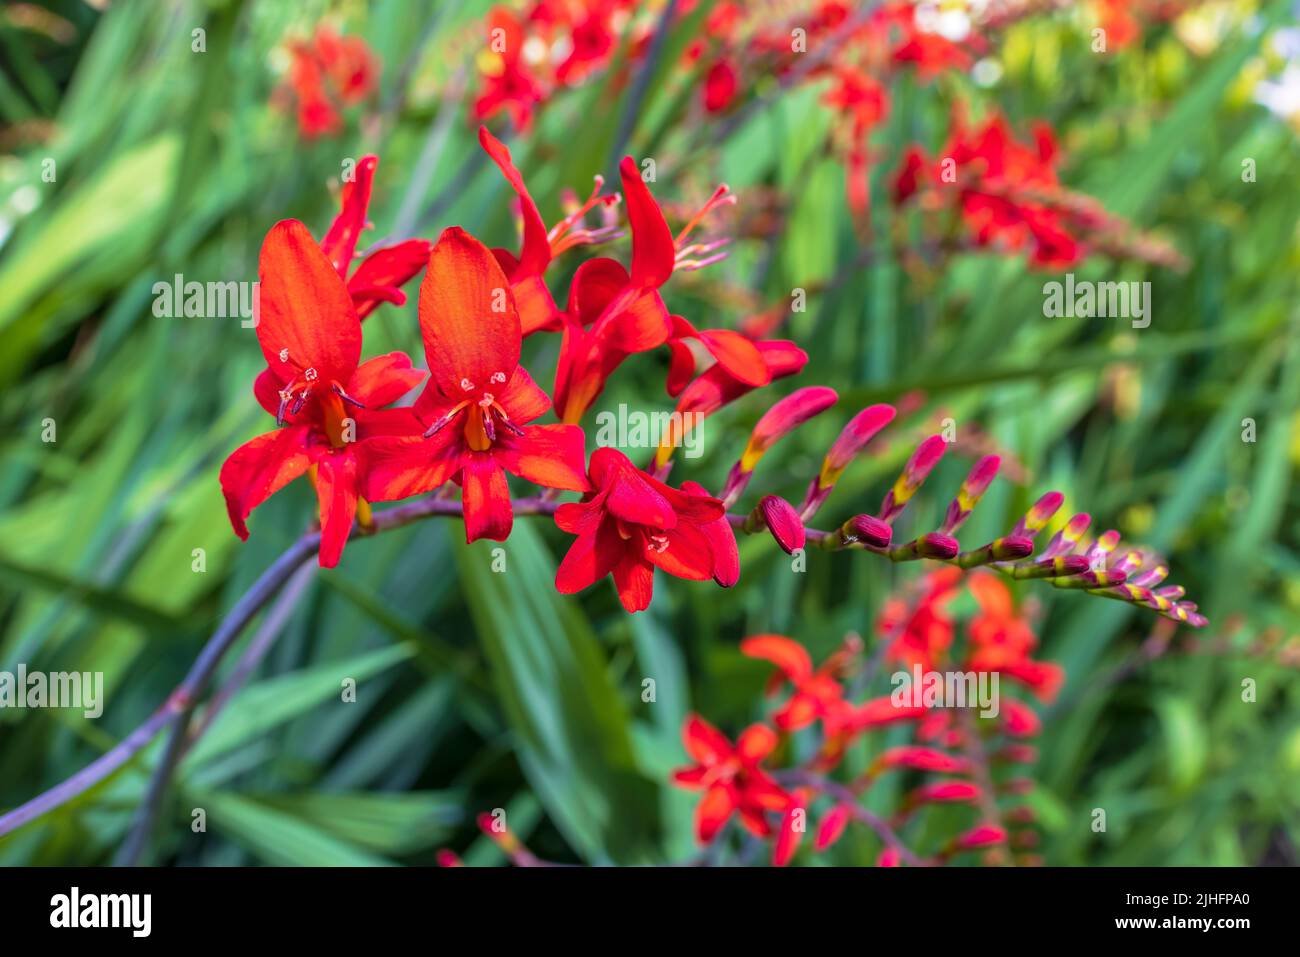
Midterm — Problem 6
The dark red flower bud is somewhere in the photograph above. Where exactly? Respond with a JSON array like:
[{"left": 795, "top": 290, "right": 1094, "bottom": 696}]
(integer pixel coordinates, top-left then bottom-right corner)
[
  {"left": 841, "top": 514, "right": 893, "bottom": 549},
  {"left": 757, "top": 495, "right": 806, "bottom": 554}
]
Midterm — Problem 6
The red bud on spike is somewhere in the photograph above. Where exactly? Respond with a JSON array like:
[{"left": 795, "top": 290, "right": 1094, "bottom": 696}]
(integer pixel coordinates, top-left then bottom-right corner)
[
  {"left": 757, "top": 495, "right": 806, "bottom": 554},
  {"left": 839, "top": 514, "right": 893, "bottom": 549}
]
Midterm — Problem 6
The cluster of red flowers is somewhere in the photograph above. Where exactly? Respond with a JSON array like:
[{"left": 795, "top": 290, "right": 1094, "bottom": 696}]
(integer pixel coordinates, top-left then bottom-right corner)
[
  {"left": 220, "top": 126, "right": 775, "bottom": 607},
  {"left": 889, "top": 106, "right": 1185, "bottom": 269},
  {"left": 220, "top": 124, "right": 1208, "bottom": 624},
  {"left": 473, "top": 0, "right": 646, "bottom": 130},
  {"left": 278, "top": 26, "right": 380, "bottom": 138},
  {"left": 670, "top": 588, "right": 1053, "bottom": 865},
  {"left": 466, "top": 1, "right": 1186, "bottom": 268}
]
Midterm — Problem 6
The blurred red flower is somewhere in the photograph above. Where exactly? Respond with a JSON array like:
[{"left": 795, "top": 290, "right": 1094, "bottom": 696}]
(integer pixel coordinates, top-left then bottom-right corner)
[{"left": 672, "top": 715, "right": 795, "bottom": 842}]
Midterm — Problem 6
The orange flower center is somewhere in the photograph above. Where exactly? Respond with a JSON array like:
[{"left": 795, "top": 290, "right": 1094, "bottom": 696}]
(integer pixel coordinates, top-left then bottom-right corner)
[{"left": 424, "top": 372, "right": 523, "bottom": 450}]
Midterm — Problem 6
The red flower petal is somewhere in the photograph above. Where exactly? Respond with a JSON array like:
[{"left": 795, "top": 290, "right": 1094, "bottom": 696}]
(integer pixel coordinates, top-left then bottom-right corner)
[
  {"left": 646, "top": 521, "right": 716, "bottom": 581},
  {"left": 681, "top": 480, "right": 739, "bottom": 587},
  {"left": 419, "top": 227, "right": 521, "bottom": 399},
  {"left": 219, "top": 426, "right": 314, "bottom": 540},
  {"left": 478, "top": 126, "right": 551, "bottom": 276},
  {"left": 495, "top": 365, "right": 551, "bottom": 424},
  {"left": 568, "top": 257, "right": 629, "bottom": 326},
  {"left": 619, "top": 156, "right": 676, "bottom": 289},
  {"left": 555, "top": 521, "right": 625, "bottom": 595},
  {"left": 735, "top": 723, "right": 778, "bottom": 762},
  {"left": 682, "top": 714, "right": 733, "bottom": 765},
  {"left": 774, "top": 693, "right": 819, "bottom": 731},
  {"left": 740, "top": 635, "right": 814, "bottom": 683},
  {"left": 349, "top": 238, "right": 433, "bottom": 319},
  {"left": 511, "top": 273, "right": 564, "bottom": 335},
  {"left": 697, "top": 329, "right": 770, "bottom": 388},
  {"left": 320, "top": 155, "right": 377, "bottom": 276},
  {"left": 253, "top": 368, "right": 287, "bottom": 418},
  {"left": 346, "top": 351, "right": 425, "bottom": 407},
  {"left": 356, "top": 407, "right": 424, "bottom": 439},
  {"left": 612, "top": 553, "right": 655, "bottom": 611},
  {"left": 358, "top": 431, "right": 462, "bottom": 502},
  {"left": 665, "top": 336, "right": 699, "bottom": 397},
  {"left": 314, "top": 449, "right": 359, "bottom": 568},
  {"left": 493, "top": 423, "right": 589, "bottom": 492},
  {"left": 695, "top": 782, "right": 736, "bottom": 843},
  {"left": 590, "top": 448, "right": 676, "bottom": 528},
  {"left": 258, "top": 219, "right": 361, "bottom": 387},
  {"left": 461, "top": 453, "right": 513, "bottom": 542}
]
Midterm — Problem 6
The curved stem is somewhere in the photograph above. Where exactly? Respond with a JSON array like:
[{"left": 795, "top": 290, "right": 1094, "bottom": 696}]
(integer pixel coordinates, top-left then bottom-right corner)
[{"left": 111, "top": 534, "right": 321, "bottom": 865}]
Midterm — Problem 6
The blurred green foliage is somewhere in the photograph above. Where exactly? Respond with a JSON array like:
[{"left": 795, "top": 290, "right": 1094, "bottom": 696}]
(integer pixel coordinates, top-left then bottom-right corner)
[{"left": 0, "top": 0, "right": 1297, "bottom": 866}]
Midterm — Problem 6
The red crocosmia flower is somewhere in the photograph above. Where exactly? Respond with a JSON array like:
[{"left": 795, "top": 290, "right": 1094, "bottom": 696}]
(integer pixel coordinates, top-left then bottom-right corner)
[
  {"left": 472, "top": 8, "right": 545, "bottom": 130},
  {"left": 1095, "top": 0, "right": 1142, "bottom": 50},
  {"left": 671, "top": 715, "right": 796, "bottom": 842},
  {"left": 878, "top": 567, "right": 962, "bottom": 672},
  {"left": 556, "top": 7, "right": 618, "bottom": 85},
  {"left": 553, "top": 157, "right": 679, "bottom": 423},
  {"left": 319, "top": 155, "right": 431, "bottom": 320},
  {"left": 282, "top": 28, "right": 379, "bottom": 139},
  {"left": 899, "top": 108, "right": 1091, "bottom": 269},
  {"left": 891, "top": 30, "right": 973, "bottom": 78},
  {"left": 554, "top": 448, "right": 734, "bottom": 612},
  {"left": 478, "top": 126, "right": 617, "bottom": 335},
  {"left": 359, "top": 227, "right": 589, "bottom": 542},
  {"left": 823, "top": 65, "right": 888, "bottom": 137},
  {"left": 220, "top": 220, "right": 426, "bottom": 568},
  {"left": 872, "top": 1, "right": 976, "bottom": 79},
  {"left": 312, "top": 27, "right": 379, "bottom": 103},
  {"left": 964, "top": 571, "right": 1063, "bottom": 701},
  {"left": 287, "top": 49, "right": 339, "bottom": 138},
  {"left": 741, "top": 634, "right": 850, "bottom": 732}
]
